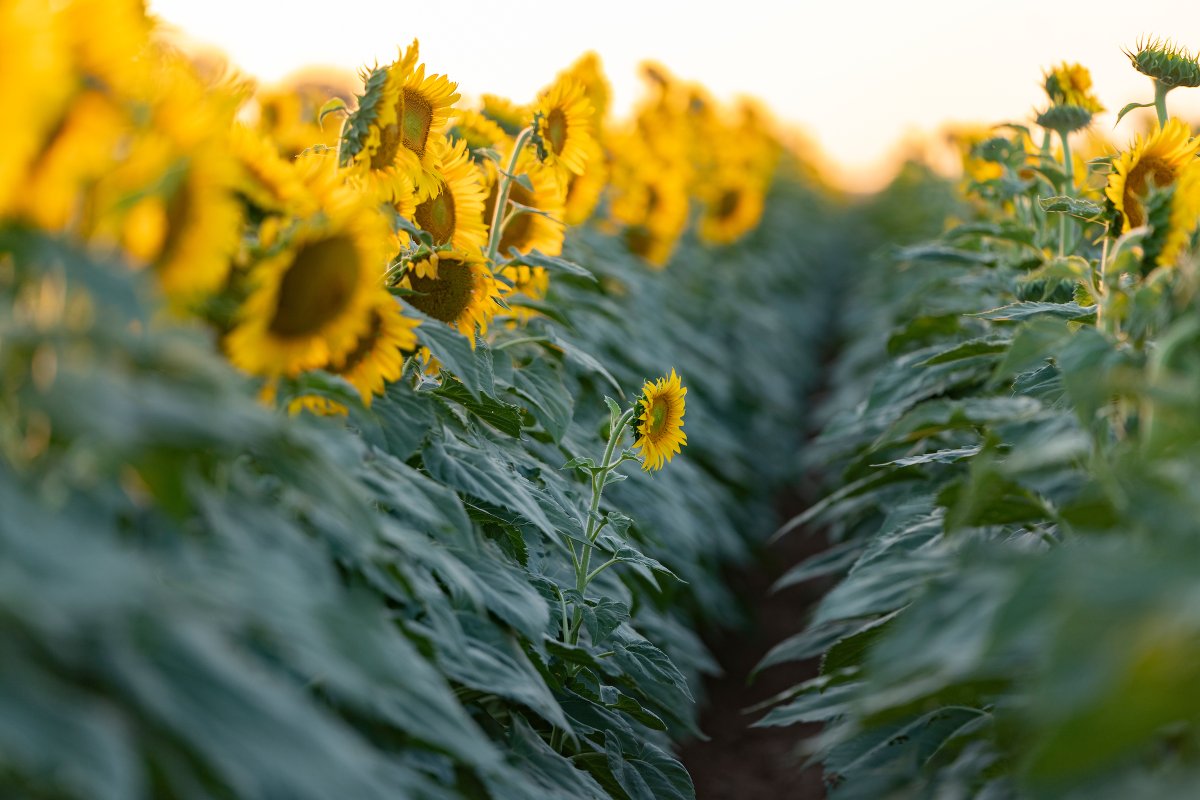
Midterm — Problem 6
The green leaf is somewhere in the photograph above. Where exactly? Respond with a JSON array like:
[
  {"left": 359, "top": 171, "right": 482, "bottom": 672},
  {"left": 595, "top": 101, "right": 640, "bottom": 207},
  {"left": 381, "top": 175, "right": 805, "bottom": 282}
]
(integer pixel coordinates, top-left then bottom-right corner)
[
  {"left": 508, "top": 248, "right": 598, "bottom": 283},
  {"left": 973, "top": 301, "right": 1096, "bottom": 323},
  {"left": 433, "top": 376, "right": 524, "bottom": 436},
  {"left": 1115, "top": 100, "right": 1155, "bottom": 126},
  {"left": 1038, "top": 195, "right": 1104, "bottom": 219}
]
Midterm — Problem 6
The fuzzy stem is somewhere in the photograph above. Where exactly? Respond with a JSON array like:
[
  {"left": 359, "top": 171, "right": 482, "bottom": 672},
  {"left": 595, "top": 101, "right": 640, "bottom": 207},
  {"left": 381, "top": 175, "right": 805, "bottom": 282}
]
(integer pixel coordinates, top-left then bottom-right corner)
[
  {"left": 485, "top": 126, "right": 534, "bottom": 263},
  {"left": 1154, "top": 81, "right": 1172, "bottom": 127},
  {"left": 1058, "top": 130, "right": 1074, "bottom": 257}
]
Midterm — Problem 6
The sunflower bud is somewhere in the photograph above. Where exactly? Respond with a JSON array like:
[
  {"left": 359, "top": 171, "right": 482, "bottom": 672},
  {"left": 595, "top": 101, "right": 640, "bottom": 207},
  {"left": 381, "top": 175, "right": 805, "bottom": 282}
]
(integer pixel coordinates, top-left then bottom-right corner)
[
  {"left": 1043, "top": 63, "right": 1105, "bottom": 112},
  {"left": 1127, "top": 38, "right": 1200, "bottom": 89},
  {"left": 1036, "top": 104, "right": 1095, "bottom": 134}
]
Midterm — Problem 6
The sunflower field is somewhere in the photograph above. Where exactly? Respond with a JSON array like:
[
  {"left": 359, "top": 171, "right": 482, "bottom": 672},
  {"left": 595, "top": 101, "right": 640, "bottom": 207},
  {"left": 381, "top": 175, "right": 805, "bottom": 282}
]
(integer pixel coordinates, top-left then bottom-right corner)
[{"left": 13, "top": 2, "right": 1200, "bottom": 799}]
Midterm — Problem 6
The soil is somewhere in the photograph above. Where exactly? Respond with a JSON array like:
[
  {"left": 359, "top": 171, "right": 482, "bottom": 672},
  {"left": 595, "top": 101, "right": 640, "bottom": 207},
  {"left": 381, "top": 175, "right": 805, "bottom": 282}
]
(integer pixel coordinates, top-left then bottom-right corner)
[{"left": 677, "top": 500, "right": 834, "bottom": 800}]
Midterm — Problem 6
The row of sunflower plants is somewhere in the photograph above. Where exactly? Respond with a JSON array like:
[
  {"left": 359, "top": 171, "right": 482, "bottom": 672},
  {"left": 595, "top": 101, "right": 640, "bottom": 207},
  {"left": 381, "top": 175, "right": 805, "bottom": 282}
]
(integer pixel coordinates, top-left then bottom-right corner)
[
  {"left": 761, "top": 42, "right": 1200, "bottom": 798},
  {"left": 0, "top": 1, "right": 843, "bottom": 798}
]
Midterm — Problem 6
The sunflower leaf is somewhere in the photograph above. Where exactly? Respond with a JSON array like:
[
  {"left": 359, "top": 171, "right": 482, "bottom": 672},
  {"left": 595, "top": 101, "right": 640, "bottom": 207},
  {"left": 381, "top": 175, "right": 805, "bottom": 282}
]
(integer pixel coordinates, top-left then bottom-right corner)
[{"left": 1115, "top": 100, "right": 1155, "bottom": 126}]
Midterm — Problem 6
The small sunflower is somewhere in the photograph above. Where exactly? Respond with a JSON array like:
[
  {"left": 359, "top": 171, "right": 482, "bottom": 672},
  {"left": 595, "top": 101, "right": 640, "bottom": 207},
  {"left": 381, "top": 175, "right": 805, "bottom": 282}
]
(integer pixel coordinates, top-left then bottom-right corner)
[
  {"left": 1106, "top": 118, "right": 1200, "bottom": 231},
  {"left": 1044, "top": 62, "right": 1105, "bottom": 113},
  {"left": 226, "top": 189, "right": 389, "bottom": 376},
  {"left": 409, "top": 135, "right": 488, "bottom": 253},
  {"left": 560, "top": 52, "right": 611, "bottom": 131},
  {"left": 609, "top": 158, "right": 690, "bottom": 268},
  {"left": 699, "top": 170, "right": 766, "bottom": 245},
  {"left": 633, "top": 370, "right": 687, "bottom": 472},
  {"left": 325, "top": 290, "right": 420, "bottom": 403},
  {"left": 399, "top": 250, "right": 503, "bottom": 338},
  {"left": 484, "top": 150, "right": 566, "bottom": 258},
  {"left": 450, "top": 109, "right": 508, "bottom": 164},
  {"left": 230, "top": 124, "right": 314, "bottom": 217},
  {"left": 533, "top": 76, "right": 595, "bottom": 191}
]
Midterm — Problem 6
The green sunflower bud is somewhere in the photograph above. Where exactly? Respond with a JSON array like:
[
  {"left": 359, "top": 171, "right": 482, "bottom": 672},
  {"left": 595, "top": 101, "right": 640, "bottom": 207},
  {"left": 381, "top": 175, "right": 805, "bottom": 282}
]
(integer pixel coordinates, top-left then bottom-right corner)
[
  {"left": 1127, "top": 38, "right": 1200, "bottom": 89},
  {"left": 1036, "top": 104, "right": 1095, "bottom": 134}
]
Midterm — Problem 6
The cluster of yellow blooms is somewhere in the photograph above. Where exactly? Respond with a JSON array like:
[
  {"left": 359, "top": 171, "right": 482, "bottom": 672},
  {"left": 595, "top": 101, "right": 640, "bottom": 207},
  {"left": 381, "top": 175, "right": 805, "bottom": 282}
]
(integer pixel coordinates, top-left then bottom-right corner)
[{"left": 0, "top": 0, "right": 777, "bottom": 426}]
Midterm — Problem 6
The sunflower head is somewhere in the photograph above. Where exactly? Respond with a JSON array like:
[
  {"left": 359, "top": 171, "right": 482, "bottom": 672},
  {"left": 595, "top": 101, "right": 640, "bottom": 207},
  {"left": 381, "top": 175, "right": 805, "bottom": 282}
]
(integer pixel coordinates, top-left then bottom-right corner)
[
  {"left": 226, "top": 188, "right": 389, "bottom": 376},
  {"left": 400, "top": 250, "right": 502, "bottom": 338},
  {"left": 481, "top": 94, "right": 529, "bottom": 136},
  {"left": 1127, "top": 38, "right": 1200, "bottom": 89},
  {"left": 324, "top": 290, "right": 420, "bottom": 404},
  {"left": 1044, "top": 62, "right": 1104, "bottom": 112},
  {"left": 633, "top": 370, "right": 687, "bottom": 472},
  {"left": 1105, "top": 118, "right": 1200, "bottom": 232},
  {"left": 532, "top": 76, "right": 596, "bottom": 190},
  {"left": 409, "top": 135, "right": 487, "bottom": 253}
]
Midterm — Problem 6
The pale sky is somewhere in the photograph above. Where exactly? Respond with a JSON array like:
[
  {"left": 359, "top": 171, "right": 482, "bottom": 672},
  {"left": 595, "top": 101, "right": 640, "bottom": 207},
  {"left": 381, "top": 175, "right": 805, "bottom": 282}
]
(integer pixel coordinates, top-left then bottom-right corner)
[{"left": 150, "top": 0, "right": 1200, "bottom": 190}]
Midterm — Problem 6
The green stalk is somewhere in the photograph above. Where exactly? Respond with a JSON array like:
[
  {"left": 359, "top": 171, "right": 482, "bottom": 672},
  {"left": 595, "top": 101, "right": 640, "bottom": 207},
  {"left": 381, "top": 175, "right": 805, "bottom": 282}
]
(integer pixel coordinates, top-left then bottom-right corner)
[
  {"left": 1058, "top": 130, "right": 1074, "bottom": 257},
  {"left": 568, "top": 408, "right": 635, "bottom": 645},
  {"left": 1154, "top": 81, "right": 1172, "bottom": 127},
  {"left": 485, "top": 126, "right": 534, "bottom": 263}
]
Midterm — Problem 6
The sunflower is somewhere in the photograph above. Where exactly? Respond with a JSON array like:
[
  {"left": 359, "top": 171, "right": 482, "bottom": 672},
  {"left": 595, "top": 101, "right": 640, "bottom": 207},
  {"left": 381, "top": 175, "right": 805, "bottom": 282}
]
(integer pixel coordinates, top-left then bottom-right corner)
[
  {"left": 562, "top": 136, "right": 609, "bottom": 226},
  {"left": 399, "top": 250, "right": 502, "bottom": 338},
  {"left": 408, "top": 135, "right": 488, "bottom": 253},
  {"left": 1043, "top": 62, "right": 1104, "bottom": 113},
  {"left": 450, "top": 109, "right": 508, "bottom": 163},
  {"left": 698, "top": 170, "right": 766, "bottom": 245},
  {"left": 1, "top": 0, "right": 72, "bottom": 218},
  {"left": 226, "top": 188, "right": 389, "bottom": 376},
  {"left": 1157, "top": 160, "right": 1200, "bottom": 267},
  {"left": 1106, "top": 119, "right": 1200, "bottom": 231},
  {"left": 609, "top": 158, "right": 690, "bottom": 268},
  {"left": 377, "top": 40, "right": 460, "bottom": 198},
  {"left": 59, "top": 0, "right": 151, "bottom": 93},
  {"left": 481, "top": 94, "right": 529, "bottom": 136},
  {"left": 533, "top": 76, "right": 595, "bottom": 191},
  {"left": 483, "top": 150, "right": 566, "bottom": 258},
  {"left": 633, "top": 369, "right": 687, "bottom": 472},
  {"left": 560, "top": 52, "right": 611, "bottom": 130},
  {"left": 324, "top": 290, "right": 419, "bottom": 403},
  {"left": 230, "top": 124, "right": 314, "bottom": 217}
]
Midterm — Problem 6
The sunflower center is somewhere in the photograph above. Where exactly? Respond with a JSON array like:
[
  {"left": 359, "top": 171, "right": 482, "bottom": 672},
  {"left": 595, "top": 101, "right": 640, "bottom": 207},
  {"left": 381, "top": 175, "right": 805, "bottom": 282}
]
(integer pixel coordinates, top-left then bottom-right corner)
[
  {"left": 269, "top": 235, "right": 360, "bottom": 338},
  {"left": 335, "top": 309, "right": 384, "bottom": 373},
  {"left": 545, "top": 107, "right": 568, "bottom": 156},
  {"left": 625, "top": 225, "right": 653, "bottom": 257},
  {"left": 645, "top": 185, "right": 661, "bottom": 215},
  {"left": 371, "top": 122, "right": 402, "bottom": 170},
  {"left": 405, "top": 258, "right": 474, "bottom": 324},
  {"left": 414, "top": 182, "right": 457, "bottom": 244},
  {"left": 402, "top": 88, "right": 434, "bottom": 159},
  {"left": 646, "top": 400, "right": 669, "bottom": 439},
  {"left": 157, "top": 177, "right": 193, "bottom": 265},
  {"left": 715, "top": 188, "right": 741, "bottom": 220},
  {"left": 1125, "top": 156, "right": 1178, "bottom": 228}
]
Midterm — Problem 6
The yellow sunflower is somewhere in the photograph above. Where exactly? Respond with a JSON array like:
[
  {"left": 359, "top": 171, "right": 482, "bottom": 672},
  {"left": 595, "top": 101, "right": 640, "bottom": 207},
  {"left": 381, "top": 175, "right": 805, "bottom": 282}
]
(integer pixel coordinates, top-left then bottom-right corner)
[
  {"left": 408, "top": 135, "right": 488, "bottom": 254},
  {"left": 560, "top": 52, "right": 611, "bottom": 131},
  {"left": 1, "top": 0, "right": 72, "bottom": 218},
  {"left": 450, "top": 109, "right": 508, "bottom": 162},
  {"left": 400, "top": 250, "right": 503, "bottom": 338},
  {"left": 699, "top": 170, "right": 767, "bottom": 245},
  {"left": 379, "top": 40, "right": 460, "bottom": 198},
  {"left": 1106, "top": 118, "right": 1200, "bottom": 231},
  {"left": 562, "top": 136, "right": 609, "bottom": 226},
  {"left": 533, "top": 76, "right": 595, "bottom": 191},
  {"left": 324, "top": 290, "right": 419, "bottom": 404},
  {"left": 230, "top": 124, "right": 314, "bottom": 217},
  {"left": 610, "top": 159, "right": 690, "bottom": 268},
  {"left": 484, "top": 150, "right": 566, "bottom": 258},
  {"left": 481, "top": 94, "right": 529, "bottom": 136},
  {"left": 226, "top": 188, "right": 389, "bottom": 376},
  {"left": 633, "top": 369, "right": 687, "bottom": 472},
  {"left": 59, "top": 0, "right": 151, "bottom": 93},
  {"left": 1044, "top": 62, "right": 1104, "bottom": 113},
  {"left": 1157, "top": 160, "right": 1200, "bottom": 267}
]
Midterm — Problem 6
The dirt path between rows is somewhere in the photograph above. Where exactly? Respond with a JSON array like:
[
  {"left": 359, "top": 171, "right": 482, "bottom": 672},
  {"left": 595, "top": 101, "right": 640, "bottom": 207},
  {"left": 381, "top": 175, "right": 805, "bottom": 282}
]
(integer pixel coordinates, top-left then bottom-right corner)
[{"left": 677, "top": 499, "right": 833, "bottom": 800}]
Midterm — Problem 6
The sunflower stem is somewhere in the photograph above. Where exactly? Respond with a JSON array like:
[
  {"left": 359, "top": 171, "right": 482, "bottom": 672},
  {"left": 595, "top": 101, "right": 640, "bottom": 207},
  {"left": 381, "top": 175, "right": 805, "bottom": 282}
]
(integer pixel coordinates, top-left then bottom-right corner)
[
  {"left": 1059, "top": 131, "right": 1074, "bottom": 257},
  {"left": 486, "top": 126, "right": 534, "bottom": 264},
  {"left": 568, "top": 408, "right": 635, "bottom": 645},
  {"left": 1154, "top": 81, "right": 1172, "bottom": 127}
]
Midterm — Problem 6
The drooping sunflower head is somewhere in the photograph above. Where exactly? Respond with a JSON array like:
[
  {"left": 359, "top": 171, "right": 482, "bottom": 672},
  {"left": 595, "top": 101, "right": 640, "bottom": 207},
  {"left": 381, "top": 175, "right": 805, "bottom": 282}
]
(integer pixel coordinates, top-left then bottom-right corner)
[
  {"left": 226, "top": 188, "right": 389, "bottom": 376},
  {"left": 400, "top": 250, "right": 503, "bottom": 338},
  {"left": 634, "top": 369, "right": 687, "bottom": 472},
  {"left": 408, "top": 135, "right": 487, "bottom": 253},
  {"left": 1127, "top": 37, "right": 1200, "bottom": 89},
  {"left": 532, "top": 76, "right": 595, "bottom": 190},
  {"left": 1106, "top": 118, "right": 1200, "bottom": 232}
]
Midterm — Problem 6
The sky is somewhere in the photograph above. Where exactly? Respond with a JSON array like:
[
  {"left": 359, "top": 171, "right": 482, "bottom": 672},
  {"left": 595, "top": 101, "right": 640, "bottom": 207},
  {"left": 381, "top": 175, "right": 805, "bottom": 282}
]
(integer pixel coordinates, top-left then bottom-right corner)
[{"left": 150, "top": 0, "right": 1200, "bottom": 190}]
